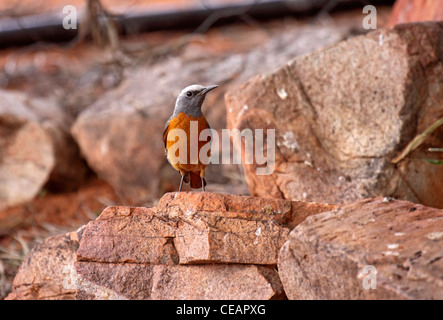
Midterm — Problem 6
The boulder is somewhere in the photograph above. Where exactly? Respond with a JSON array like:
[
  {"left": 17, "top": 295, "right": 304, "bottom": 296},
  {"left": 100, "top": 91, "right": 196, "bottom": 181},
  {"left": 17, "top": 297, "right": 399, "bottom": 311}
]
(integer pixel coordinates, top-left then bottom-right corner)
[
  {"left": 77, "top": 192, "right": 335, "bottom": 266},
  {"left": 278, "top": 197, "right": 443, "bottom": 300},
  {"left": 8, "top": 193, "right": 442, "bottom": 300},
  {"left": 71, "top": 24, "right": 351, "bottom": 204},
  {"left": 0, "top": 112, "right": 53, "bottom": 210},
  {"left": 5, "top": 229, "right": 81, "bottom": 300},
  {"left": 7, "top": 192, "right": 335, "bottom": 300},
  {"left": 75, "top": 263, "right": 284, "bottom": 300},
  {"left": 388, "top": 0, "right": 443, "bottom": 26},
  {"left": 225, "top": 21, "right": 443, "bottom": 208},
  {"left": 0, "top": 90, "right": 90, "bottom": 210},
  {"left": 0, "top": 178, "right": 119, "bottom": 235}
]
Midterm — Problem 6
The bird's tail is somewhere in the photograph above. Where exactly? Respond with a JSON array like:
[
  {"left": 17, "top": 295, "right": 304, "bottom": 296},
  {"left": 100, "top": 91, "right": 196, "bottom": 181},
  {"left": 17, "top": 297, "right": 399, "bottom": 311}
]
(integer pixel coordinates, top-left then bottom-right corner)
[{"left": 190, "top": 172, "right": 206, "bottom": 189}]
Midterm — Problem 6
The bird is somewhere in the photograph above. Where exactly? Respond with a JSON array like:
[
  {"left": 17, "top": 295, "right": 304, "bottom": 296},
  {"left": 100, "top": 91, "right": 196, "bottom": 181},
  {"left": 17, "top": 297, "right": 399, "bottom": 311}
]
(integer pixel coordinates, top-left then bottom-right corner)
[{"left": 163, "top": 84, "right": 218, "bottom": 192}]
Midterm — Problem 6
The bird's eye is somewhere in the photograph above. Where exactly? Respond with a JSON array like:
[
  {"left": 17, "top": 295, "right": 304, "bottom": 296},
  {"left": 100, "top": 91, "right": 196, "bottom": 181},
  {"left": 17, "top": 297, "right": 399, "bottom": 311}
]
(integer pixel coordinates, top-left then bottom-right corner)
[{"left": 186, "top": 91, "right": 193, "bottom": 97}]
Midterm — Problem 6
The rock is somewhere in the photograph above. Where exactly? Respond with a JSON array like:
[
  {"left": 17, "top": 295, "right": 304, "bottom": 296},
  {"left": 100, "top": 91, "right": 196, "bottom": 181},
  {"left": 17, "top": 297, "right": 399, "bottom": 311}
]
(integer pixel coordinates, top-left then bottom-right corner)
[
  {"left": 76, "top": 206, "right": 179, "bottom": 265},
  {"left": 71, "top": 24, "right": 352, "bottom": 204},
  {"left": 7, "top": 192, "right": 334, "bottom": 299},
  {"left": 0, "top": 91, "right": 55, "bottom": 210},
  {"left": 0, "top": 90, "right": 90, "bottom": 210},
  {"left": 75, "top": 191, "right": 330, "bottom": 299},
  {"left": 75, "top": 263, "right": 284, "bottom": 300},
  {"left": 225, "top": 21, "right": 443, "bottom": 208},
  {"left": 388, "top": 0, "right": 443, "bottom": 26},
  {"left": 77, "top": 192, "right": 335, "bottom": 266},
  {"left": 278, "top": 197, "right": 443, "bottom": 300},
  {"left": 18, "top": 91, "right": 91, "bottom": 192},
  {"left": 5, "top": 229, "right": 81, "bottom": 300}
]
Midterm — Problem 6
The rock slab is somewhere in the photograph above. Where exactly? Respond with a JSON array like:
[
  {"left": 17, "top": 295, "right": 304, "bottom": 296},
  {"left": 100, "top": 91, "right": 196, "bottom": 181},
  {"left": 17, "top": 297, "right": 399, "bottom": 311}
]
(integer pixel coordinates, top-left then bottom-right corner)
[
  {"left": 278, "top": 197, "right": 443, "bottom": 300},
  {"left": 75, "top": 262, "right": 283, "bottom": 300},
  {"left": 8, "top": 193, "right": 443, "bottom": 300},
  {"left": 76, "top": 192, "right": 334, "bottom": 266},
  {"left": 225, "top": 21, "right": 443, "bottom": 208},
  {"left": 7, "top": 192, "right": 335, "bottom": 300},
  {"left": 5, "top": 230, "right": 80, "bottom": 300}
]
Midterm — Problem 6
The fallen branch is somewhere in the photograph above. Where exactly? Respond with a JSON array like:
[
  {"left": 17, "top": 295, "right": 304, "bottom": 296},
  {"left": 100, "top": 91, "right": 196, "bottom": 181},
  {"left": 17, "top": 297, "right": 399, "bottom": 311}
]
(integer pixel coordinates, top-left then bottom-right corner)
[{"left": 391, "top": 117, "right": 443, "bottom": 164}]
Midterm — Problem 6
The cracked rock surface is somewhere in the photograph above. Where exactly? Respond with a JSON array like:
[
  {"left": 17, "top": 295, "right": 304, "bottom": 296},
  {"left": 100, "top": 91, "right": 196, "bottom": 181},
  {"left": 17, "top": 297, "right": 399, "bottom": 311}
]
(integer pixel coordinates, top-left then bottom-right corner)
[
  {"left": 7, "top": 193, "right": 442, "bottom": 300},
  {"left": 278, "top": 197, "right": 443, "bottom": 299},
  {"left": 225, "top": 21, "right": 443, "bottom": 208},
  {"left": 6, "top": 192, "right": 335, "bottom": 300}
]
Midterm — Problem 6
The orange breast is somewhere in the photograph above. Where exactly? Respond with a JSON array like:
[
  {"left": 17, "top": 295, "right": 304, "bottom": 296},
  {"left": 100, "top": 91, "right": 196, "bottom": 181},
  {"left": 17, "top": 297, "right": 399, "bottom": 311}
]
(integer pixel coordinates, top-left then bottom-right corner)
[{"left": 165, "top": 112, "right": 211, "bottom": 172}]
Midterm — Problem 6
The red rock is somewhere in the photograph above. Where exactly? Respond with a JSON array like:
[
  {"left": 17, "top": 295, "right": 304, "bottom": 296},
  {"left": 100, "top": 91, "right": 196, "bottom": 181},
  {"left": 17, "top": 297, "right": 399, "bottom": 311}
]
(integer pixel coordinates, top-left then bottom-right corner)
[
  {"left": 77, "top": 192, "right": 335, "bottom": 265},
  {"left": 388, "top": 0, "right": 443, "bottom": 26},
  {"left": 9, "top": 193, "right": 442, "bottom": 300},
  {"left": 76, "top": 206, "right": 179, "bottom": 265},
  {"left": 75, "top": 262, "right": 285, "bottom": 300},
  {"left": 278, "top": 198, "right": 443, "bottom": 299},
  {"left": 0, "top": 89, "right": 90, "bottom": 210},
  {"left": 5, "top": 230, "right": 81, "bottom": 300},
  {"left": 7, "top": 192, "right": 334, "bottom": 299},
  {"left": 225, "top": 21, "right": 443, "bottom": 208},
  {"left": 0, "top": 91, "right": 55, "bottom": 210}
]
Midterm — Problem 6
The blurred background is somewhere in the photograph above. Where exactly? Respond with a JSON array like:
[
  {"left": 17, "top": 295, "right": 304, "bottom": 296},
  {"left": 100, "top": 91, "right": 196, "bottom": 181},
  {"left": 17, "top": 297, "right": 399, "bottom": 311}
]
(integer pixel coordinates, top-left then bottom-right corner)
[{"left": 0, "top": 0, "right": 441, "bottom": 299}]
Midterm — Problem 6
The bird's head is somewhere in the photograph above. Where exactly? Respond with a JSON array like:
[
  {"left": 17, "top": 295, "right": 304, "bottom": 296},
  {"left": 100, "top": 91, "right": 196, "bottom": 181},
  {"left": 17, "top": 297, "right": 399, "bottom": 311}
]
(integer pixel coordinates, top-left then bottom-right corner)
[{"left": 174, "top": 84, "right": 218, "bottom": 117}]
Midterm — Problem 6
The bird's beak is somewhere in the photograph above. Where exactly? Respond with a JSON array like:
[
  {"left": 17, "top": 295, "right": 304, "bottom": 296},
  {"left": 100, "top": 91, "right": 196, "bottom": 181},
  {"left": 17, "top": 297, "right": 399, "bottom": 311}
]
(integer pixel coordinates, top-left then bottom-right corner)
[{"left": 197, "top": 85, "right": 218, "bottom": 96}]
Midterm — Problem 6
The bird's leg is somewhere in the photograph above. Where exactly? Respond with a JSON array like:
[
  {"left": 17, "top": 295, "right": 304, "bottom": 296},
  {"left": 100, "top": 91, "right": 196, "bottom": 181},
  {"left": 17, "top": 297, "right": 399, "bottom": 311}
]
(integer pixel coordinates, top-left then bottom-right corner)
[
  {"left": 199, "top": 168, "right": 206, "bottom": 192},
  {"left": 179, "top": 174, "right": 184, "bottom": 192}
]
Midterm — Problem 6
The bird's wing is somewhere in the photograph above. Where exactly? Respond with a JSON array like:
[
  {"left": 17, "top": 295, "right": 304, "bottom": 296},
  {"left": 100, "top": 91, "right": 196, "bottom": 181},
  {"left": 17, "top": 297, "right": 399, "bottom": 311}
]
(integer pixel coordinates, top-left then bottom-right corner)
[{"left": 163, "top": 116, "right": 172, "bottom": 149}]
